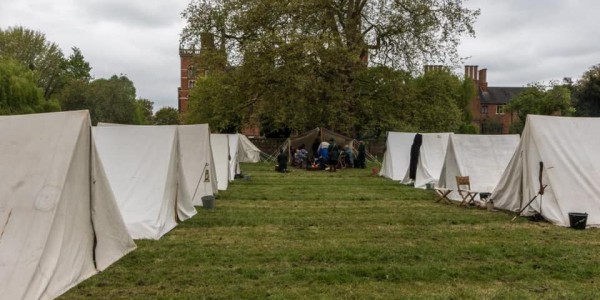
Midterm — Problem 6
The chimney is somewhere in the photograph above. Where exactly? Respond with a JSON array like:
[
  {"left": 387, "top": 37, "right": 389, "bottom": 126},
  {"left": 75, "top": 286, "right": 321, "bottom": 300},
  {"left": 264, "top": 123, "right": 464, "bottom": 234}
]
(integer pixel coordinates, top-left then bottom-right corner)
[
  {"left": 464, "top": 65, "right": 479, "bottom": 81},
  {"left": 478, "top": 68, "right": 488, "bottom": 91},
  {"left": 425, "top": 65, "right": 446, "bottom": 73}
]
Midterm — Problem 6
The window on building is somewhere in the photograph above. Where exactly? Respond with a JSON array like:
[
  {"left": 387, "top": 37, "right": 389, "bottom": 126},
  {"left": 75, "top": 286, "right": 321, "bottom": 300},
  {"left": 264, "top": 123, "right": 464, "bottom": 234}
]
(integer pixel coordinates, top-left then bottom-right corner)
[
  {"left": 481, "top": 105, "right": 488, "bottom": 114},
  {"left": 496, "top": 105, "right": 505, "bottom": 115},
  {"left": 187, "top": 65, "right": 196, "bottom": 79},
  {"left": 188, "top": 80, "right": 196, "bottom": 89}
]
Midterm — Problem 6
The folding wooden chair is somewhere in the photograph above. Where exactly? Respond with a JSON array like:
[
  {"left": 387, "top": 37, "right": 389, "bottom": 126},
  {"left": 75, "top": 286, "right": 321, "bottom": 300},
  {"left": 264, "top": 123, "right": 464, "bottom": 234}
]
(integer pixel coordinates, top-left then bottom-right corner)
[
  {"left": 434, "top": 187, "right": 452, "bottom": 204},
  {"left": 456, "top": 176, "right": 478, "bottom": 206}
]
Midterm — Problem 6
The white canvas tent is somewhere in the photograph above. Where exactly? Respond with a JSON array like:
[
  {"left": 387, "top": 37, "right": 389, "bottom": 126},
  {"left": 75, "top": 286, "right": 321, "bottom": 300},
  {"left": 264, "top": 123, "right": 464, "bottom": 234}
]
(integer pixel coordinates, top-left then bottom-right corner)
[
  {"left": 178, "top": 125, "right": 218, "bottom": 205},
  {"left": 403, "top": 133, "right": 451, "bottom": 189},
  {"left": 211, "top": 134, "right": 230, "bottom": 191},
  {"left": 0, "top": 111, "right": 135, "bottom": 300},
  {"left": 379, "top": 132, "right": 417, "bottom": 180},
  {"left": 98, "top": 123, "right": 219, "bottom": 205},
  {"left": 93, "top": 125, "right": 197, "bottom": 239},
  {"left": 437, "top": 134, "right": 520, "bottom": 201},
  {"left": 237, "top": 133, "right": 262, "bottom": 162},
  {"left": 227, "top": 134, "right": 242, "bottom": 180},
  {"left": 493, "top": 115, "right": 600, "bottom": 227}
]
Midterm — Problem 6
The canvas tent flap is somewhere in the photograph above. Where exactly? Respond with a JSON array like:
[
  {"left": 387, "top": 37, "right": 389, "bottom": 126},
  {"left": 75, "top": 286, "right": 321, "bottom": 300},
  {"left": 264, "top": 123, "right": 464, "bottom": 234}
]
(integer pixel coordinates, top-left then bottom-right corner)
[
  {"left": 0, "top": 111, "right": 135, "bottom": 300},
  {"left": 211, "top": 134, "right": 230, "bottom": 191},
  {"left": 237, "top": 133, "right": 262, "bottom": 162},
  {"left": 437, "top": 134, "right": 520, "bottom": 201},
  {"left": 91, "top": 141, "right": 138, "bottom": 270},
  {"left": 379, "top": 132, "right": 417, "bottom": 180},
  {"left": 93, "top": 125, "right": 195, "bottom": 239},
  {"left": 178, "top": 125, "right": 218, "bottom": 205},
  {"left": 407, "top": 133, "right": 451, "bottom": 189},
  {"left": 493, "top": 115, "right": 600, "bottom": 227},
  {"left": 228, "top": 134, "right": 241, "bottom": 180}
]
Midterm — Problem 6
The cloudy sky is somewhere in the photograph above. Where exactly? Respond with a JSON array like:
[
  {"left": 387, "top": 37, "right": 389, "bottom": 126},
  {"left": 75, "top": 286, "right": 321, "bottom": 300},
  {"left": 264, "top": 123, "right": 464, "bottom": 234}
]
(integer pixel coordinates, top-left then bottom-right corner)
[{"left": 1, "top": 0, "right": 599, "bottom": 110}]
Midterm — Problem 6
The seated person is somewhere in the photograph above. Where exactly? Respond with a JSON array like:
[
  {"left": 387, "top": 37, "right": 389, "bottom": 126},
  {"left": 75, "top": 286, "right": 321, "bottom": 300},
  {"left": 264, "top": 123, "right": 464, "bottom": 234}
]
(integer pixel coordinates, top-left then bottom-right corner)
[
  {"left": 295, "top": 144, "right": 309, "bottom": 168},
  {"left": 276, "top": 148, "right": 288, "bottom": 173}
]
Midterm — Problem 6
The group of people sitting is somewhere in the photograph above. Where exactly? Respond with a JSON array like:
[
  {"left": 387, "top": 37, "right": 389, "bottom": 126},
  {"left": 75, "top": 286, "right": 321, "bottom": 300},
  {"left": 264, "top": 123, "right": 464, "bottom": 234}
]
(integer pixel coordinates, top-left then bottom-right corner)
[{"left": 276, "top": 138, "right": 366, "bottom": 173}]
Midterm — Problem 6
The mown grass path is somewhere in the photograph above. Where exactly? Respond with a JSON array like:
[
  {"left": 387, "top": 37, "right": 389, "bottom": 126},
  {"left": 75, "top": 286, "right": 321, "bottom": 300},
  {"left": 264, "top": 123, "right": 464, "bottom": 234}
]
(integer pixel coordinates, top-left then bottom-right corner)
[{"left": 63, "top": 163, "right": 600, "bottom": 299}]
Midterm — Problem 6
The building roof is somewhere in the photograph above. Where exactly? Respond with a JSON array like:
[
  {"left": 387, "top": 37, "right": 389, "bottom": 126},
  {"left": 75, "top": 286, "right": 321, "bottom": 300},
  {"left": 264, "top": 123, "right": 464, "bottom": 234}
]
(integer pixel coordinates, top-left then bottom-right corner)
[{"left": 479, "top": 87, "right": 526, "bottom": 104}]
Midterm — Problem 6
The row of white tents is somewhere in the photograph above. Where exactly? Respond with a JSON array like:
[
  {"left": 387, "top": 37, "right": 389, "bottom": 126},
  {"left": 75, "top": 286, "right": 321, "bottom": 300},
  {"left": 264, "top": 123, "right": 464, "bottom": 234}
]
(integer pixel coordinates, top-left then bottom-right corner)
[
  {"left": 380, "top": 114, "right": 600, "bottom": 229},
  {"left": 0, "top": 111, "right": 262, "bottom": 300}
]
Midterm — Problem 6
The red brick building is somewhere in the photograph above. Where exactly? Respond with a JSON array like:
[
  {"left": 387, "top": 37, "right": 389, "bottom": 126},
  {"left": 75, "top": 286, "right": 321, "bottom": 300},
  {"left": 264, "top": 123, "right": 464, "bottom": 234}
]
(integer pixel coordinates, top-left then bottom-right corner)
[
  {"left": 177, "top": 48, "right": 200, "bottom": 113},
  {"left": 178, "top": 34, "right": 261, "bottom": 137},
  {"left": 464, "top": 65, "right": 525, "bottom": 134}
]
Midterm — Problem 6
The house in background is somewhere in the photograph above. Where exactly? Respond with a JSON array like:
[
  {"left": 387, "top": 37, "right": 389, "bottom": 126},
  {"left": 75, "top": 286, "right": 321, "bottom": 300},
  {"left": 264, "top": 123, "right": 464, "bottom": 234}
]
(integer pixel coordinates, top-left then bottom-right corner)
[
  {"left": 465, "top": 65, "right": 526, "bottom": 134},
  {"left": 178, "top": 34, "right": 261, "bottom": 137}
]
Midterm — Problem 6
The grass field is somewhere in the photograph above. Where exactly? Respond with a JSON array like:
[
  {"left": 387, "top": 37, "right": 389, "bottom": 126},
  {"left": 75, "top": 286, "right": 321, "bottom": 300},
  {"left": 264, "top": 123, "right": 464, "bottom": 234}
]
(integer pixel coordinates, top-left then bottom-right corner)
[{"left": 62, "top": 162, "right": 600, "bottom": 299}]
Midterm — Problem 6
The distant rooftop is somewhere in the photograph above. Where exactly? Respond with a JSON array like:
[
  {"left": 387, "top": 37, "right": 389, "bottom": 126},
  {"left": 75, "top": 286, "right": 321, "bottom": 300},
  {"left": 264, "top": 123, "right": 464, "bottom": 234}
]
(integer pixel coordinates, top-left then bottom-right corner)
[{"left": 480, "top": 87, "right": 526, "bottom": 104}]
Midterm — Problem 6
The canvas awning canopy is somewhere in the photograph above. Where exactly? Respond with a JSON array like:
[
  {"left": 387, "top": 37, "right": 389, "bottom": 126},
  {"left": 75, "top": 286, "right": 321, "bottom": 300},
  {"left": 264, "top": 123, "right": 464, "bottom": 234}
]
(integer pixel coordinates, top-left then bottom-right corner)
[
  {"left": 0, "top": 111, "right": 135, "bottom": 300},
  {"left": 289, "top": 128, "right": 355, "bottom": 151},
  {"left": 438, "top": 134, "right": 520, "bottom": 201},
  {"left": 268, "top": 128, "right": 356, "bottom": 162},
  {"left": 93, "top": 125, "right": 197, "bottom": 239},
  {"left": 492, "top": 115, "right": 600, "bottom": 227}
]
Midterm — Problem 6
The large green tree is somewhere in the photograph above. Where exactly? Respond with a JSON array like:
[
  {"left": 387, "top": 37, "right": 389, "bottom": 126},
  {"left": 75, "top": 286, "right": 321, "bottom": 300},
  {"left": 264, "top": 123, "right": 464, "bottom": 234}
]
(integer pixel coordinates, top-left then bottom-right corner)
[
  {"left": 56, "top": 47, "right": 93, "bottom": 111},
  {"left": 182, "top": 0, "right": 479, "bottom": 135},
  {"left": 573, "top": 64, "right": 600, "bottom": 117},
  {"left": 507, "top": 82, "right": 574, "bottom": 133},
  {"left": 0, "top": 57, "right": 45, "bottom": 114},
  {"left": 154, "top": 107, "right": 180, "bottom": 125},
  {"left": 135, "top": 98, "right": 154, "bottom": 124},
  {"left": 0, "top": 26, "right": 65, "bottom": 100},
  {"left": 88, "top": 75, "right": 141, "bottom": 125}
]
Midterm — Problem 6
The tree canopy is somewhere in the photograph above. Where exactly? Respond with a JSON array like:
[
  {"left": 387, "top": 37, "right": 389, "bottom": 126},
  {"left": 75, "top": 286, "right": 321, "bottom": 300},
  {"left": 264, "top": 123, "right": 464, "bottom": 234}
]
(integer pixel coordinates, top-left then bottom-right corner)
[
  {"left": 0, "top": 26, "right": 65, "bottom": 100},
  {"left": 154, "top": 107, "right": 181, "bottom": 125},
  {"left": 573, "top": 64, "right": 600, "bottom": 117},
  {"left": 507, "top": 82, "right": 574, "bottom": 133},
  {"left": 181, "top": 0, "right": 479, "bottom": 136},
  {"left": 0, "top": 57, "right": 45, "bottom": 114}
]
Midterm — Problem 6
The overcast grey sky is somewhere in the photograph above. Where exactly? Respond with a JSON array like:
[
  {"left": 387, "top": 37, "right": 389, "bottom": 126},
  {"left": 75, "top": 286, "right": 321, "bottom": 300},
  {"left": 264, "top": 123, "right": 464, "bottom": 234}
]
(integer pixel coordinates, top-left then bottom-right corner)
[{"left": 1, "top": 0, "right": 599, "bottom": 109}]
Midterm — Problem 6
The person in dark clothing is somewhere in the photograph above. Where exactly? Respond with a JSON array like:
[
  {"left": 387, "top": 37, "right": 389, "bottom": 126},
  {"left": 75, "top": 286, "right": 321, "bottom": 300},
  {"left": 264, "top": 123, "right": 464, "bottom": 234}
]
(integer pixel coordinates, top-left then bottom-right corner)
[
  {"left": 327, "top": 138, "right": 339, "bottom": 172},
  {"left": 356, "top": 140, "right": 366, "bottom": 169},
  {"left": 277, "top": 148, "right": 288, "bottom": 173}
]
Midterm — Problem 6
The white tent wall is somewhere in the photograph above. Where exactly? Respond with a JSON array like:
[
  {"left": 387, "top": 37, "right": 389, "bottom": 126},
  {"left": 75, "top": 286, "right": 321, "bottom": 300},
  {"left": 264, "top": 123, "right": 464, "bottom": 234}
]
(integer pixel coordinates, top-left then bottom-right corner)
[
  {"left": 99, "top": 123, "right": 219, "bottom": 205},
  {"left": 178, "top": 125, "right": 218, "bottom": 206},
  {"left": 492, "top": 115, "right": 600, "bottom": 227},
  {"left": 93, "top": 126, "right": 196, "bottom": 239},
  {"left": 91, "top": 140, "right": 138, "bottom": 270},
  {"left": 237, "top": 133, "right": 262, "bottom": 162},
  {"left": 211, "top": 134, "right": 230, "bottom": 191},
  {"left": 379, "top": 132, "right": 416, "bottom": 180},
  {"left": 0, "top": 111, "right": 135, "bottom": 300},
  {"left": 407, "top": 133, "right": 451, "bottom": 189},
  {"left": 227, "top": 134, "right": 241, "bottom": 180},
  {"left": 437, "top": 134, "right": 520, "bottom": 201}
]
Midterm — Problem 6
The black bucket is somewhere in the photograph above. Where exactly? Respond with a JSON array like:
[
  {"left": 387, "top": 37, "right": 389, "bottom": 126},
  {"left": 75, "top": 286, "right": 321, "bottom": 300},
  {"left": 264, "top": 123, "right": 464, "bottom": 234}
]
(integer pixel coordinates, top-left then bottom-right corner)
[
  {"left": 568, "top": 212, "right": 588, "bottom": 230},
  {"left": 201, "top": 195, "right": 215, "bottom": 209}
]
